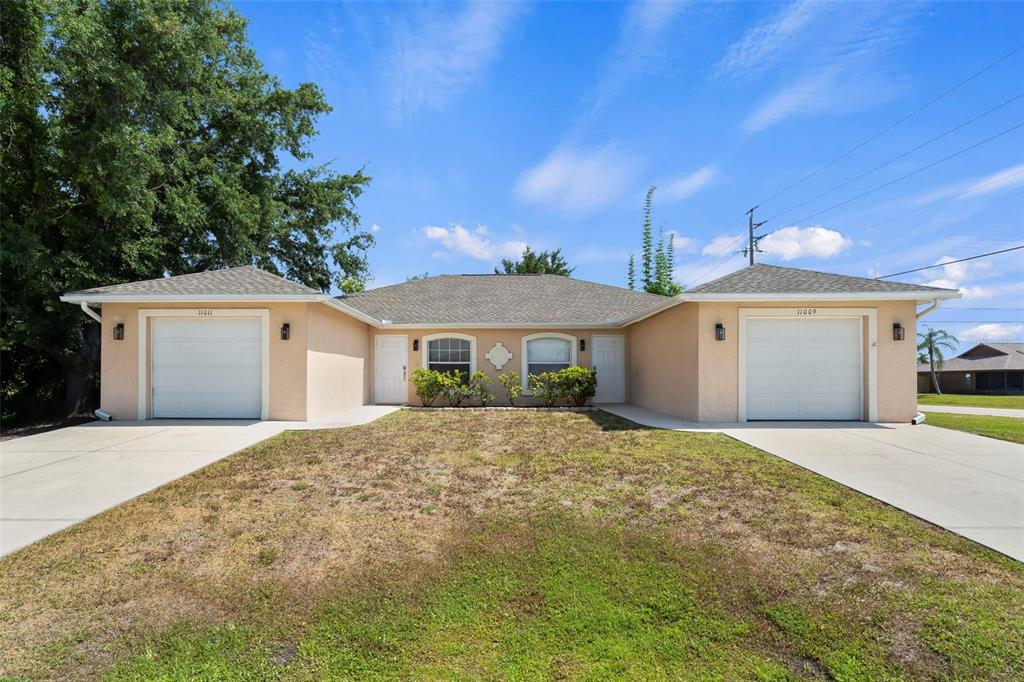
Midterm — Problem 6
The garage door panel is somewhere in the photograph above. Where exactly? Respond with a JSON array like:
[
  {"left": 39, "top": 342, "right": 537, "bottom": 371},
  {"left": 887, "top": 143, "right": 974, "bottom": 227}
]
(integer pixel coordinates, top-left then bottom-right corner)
[
  {"left": 747, "top": 318, "right": 772, "bottom": 339},
  {"left": 768, "top": 341, "right": 798, "bottom": 367},
  {"left": 745, "top": 316, "right": 862, "bottom": 421},
  {"left": 151, "top": 318, "right": 262, "bottom": 419}
]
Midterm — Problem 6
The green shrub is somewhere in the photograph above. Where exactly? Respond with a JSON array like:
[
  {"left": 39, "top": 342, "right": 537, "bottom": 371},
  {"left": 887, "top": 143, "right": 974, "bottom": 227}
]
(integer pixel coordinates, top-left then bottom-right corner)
[
  {"left": 555, "top": 366, "right": 597, "bottom": 407},
  {"left": 411, "top": 367, "right": 442, "bottom": 406},
  {"left": 529, "top": 372, "right": 560, "bottom": 407},
  {"left": 498, "top": 372, "right": 522, "bottom": 406},
  {"left": 469, "top": 371, "right": 495, "bottom": 406},
  {"left": 437, "top": 370, "right": 469, "bottom": 407}
]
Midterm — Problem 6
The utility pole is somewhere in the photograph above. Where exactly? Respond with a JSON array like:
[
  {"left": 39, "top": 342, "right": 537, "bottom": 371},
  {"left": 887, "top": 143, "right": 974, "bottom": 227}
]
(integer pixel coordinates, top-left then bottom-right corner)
[{"left": 744, "top": 206, "right": 767, "bottom": 265}]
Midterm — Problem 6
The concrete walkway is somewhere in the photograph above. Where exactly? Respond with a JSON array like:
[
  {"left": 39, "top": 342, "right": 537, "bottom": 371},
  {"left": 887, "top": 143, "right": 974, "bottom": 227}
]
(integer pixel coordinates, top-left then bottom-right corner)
[
  {"left": 919, "top": 403, "right": 1024, "bottom": 418},
  {"left": 601, "top": 404, "right": 1024, "bottom": 562},
  {"left": 0, "top": 406, "right": 398, "bottom": 557}
]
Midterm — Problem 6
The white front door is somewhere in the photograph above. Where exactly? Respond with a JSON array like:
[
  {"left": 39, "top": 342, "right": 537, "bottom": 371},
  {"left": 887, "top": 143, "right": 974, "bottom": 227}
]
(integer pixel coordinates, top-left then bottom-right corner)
[
  {"left": 375, "top": 335, "right": 408, "bottom": 404},
  {"left": 745, "top": 317, "right": 862, "bottom": 420},
  {"left": 151, "top": 317, "right": 262, "bottom": 418},
  {"left": 591, "top": 335, "right": 625, "bottom": 403}
]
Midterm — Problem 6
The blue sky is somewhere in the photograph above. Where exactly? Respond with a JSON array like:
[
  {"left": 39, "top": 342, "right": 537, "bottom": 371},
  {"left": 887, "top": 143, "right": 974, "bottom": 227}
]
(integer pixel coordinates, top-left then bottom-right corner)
[{"left": 239, "top": 0, "right": 1024, "bottom": 351}]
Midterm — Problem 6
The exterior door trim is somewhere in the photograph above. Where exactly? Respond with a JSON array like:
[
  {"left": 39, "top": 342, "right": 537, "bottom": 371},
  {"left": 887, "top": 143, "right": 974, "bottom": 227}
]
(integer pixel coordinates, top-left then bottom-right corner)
[
  {"left": 591, "top": 334, "right": 626, "bottom": 403},
  {"left": 137, "top": 308, "right": 270, "bottom": 420},
  {"left": 737, "top": 307, "right": 877, "bottom": 423},
  {"left": 374, "top": 334, "right": 409, "bottom": 404}
]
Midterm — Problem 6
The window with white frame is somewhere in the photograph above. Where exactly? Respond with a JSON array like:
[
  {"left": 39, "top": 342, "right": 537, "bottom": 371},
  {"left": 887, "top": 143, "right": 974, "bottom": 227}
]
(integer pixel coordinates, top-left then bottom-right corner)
[
  {"left": 426, "top": 336, "right": 473, "bottom": 379},
  {"left": 523, "top": 334, "right": 576, "bottom": 388}
]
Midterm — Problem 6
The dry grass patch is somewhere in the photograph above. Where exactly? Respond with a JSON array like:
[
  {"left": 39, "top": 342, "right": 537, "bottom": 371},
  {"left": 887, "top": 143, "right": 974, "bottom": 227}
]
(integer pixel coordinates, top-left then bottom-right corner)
[{"left": 0, "top": 411, "right": 1021, "bottom": 680}]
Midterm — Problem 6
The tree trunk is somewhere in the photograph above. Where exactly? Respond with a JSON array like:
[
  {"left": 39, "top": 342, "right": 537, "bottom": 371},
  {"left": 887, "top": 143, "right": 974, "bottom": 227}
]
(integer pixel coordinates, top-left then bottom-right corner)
[
  {"left": 58, "top": 321, "right": 101, "bottom": 417},
  {"left": 929, "top": 354, "right": 942, "bottom": 395}
]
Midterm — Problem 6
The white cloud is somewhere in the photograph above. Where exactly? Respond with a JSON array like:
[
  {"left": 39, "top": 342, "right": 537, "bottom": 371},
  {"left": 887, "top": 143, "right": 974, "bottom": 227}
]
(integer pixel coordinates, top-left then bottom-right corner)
[
  {"left": 702, "top": 234, "right": 743, "bottom": 257},
  {"left": 909, "top": 163, "right": 1024, "bottom": 206},
  {"left": 386, "top": 2, "right": 523, "bottom": 120},
  {"left": 671, "top": 234, "right": 700, "bottom": 254},
  {"left": 760, "top": 225, "right": 852, "bottom": 260},
  {"left": 516, "top": 144, "right": 641, "bottom": 215},
  {"left": 370, "top": 223, "right": 382, "bottom": 233},
  {"left": 961, "top": 323, "right": 1024, "bottom": 343},
  {"left": 736, "top": 2, "right": 912, "bottom": 134},
  {"left": 592, "top": 0, "right": 688, "bottom": 110},
  {"left": 662, "top": 166, "right": 718, "bottom": 201},
  {"left": 716, "top": 0, "right": 823, "bottom": 78},
  {"left": 423, "top": 224, "right": 527, "bottom": 261}
]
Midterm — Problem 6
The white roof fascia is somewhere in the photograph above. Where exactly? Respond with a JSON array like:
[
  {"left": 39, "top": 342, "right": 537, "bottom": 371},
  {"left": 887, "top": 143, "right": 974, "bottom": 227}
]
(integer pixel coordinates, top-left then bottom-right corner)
[
  {"left": 59, "top": 293, "right": 322, "bottom": 303},
  {"left": 679, "top": 291, "right": 962, "bottom": 303}
]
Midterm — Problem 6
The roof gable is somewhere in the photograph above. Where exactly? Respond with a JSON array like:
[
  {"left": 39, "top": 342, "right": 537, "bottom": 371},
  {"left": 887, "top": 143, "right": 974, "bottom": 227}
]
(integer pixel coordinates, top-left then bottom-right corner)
[
  {"left": 689, "top": 264, "right": 957, "bottom": 296},
  {"left": 339, "top": 274, "right": 670, "bottom": 326},
  {"left": 63, "top": 266, "right": 319, "bottom": 297}
]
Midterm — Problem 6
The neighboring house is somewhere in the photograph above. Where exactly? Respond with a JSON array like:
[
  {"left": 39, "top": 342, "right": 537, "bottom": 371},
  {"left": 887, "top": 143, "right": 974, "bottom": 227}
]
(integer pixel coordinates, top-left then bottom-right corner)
[
  {"left": 61, "top": 263, "right": 959, "bottom": 423},
  {"left": 917, "top": 342, "right": 1024, "bottom": 394}
]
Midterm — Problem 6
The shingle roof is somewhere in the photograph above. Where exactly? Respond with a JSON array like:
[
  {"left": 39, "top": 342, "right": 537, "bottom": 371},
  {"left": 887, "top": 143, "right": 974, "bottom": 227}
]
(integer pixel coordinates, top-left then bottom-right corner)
[
  {"left": 339, "top": 274, "right": 670, "bottom": 325},
  {"left": 918, "top": 343, "right": 1024, "bottom": 372},
  {"left": 64, "top": 266, "right": 319, "bottom": 297},
  {"left": 689, "top": 264, "right": 957, "bottom": 295}
]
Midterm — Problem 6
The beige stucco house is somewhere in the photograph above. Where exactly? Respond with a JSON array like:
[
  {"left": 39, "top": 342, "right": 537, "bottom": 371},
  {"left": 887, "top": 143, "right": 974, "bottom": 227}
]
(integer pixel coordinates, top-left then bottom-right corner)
[{"left": 60, "top": 264, "right": 960, "bottom": 423}]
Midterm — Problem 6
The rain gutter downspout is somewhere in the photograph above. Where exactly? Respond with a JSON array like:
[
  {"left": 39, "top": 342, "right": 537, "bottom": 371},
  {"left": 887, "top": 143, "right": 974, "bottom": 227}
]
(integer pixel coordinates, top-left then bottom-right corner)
[
  {"left": 916, "top": 299, "right": 941, "bottom": 319},
  {"left": 79, "top": 301, "right": 102, "bottom": 323}
]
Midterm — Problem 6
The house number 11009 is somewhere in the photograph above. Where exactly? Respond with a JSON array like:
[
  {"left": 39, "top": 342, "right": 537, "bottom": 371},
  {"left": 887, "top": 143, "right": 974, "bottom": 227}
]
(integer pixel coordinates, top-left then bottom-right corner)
[{"left": 796, "top": 308, "right": 817, "bottom": 316}]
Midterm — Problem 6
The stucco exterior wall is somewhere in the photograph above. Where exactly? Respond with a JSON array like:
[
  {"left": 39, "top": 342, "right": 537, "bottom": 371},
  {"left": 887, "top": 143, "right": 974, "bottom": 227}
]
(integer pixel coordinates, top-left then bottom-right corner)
[
  {"left": 98, "top": 302, "right": 309, "bottom": 421},
  {"left": 369, "top": 328, "right": 629, "bottom": 406},
  {"left": 306, "top": 304, "right": 371, "bottom": 419},
  {"left": 627, "top": 303, "right": 699, "bottom": 420},
  {"left": 692, "top": 300, "right": 918, "bottom": 423}
]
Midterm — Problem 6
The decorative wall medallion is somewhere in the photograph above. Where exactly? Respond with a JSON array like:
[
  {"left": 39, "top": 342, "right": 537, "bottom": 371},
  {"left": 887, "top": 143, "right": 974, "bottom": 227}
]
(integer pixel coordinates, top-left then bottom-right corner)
[{"left": 485, "top": 342, "right": 513, "bottom": 370}]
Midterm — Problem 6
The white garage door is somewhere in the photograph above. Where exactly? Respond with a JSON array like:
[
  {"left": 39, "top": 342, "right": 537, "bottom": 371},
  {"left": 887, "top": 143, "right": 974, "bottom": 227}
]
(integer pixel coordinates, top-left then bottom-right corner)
[
  {"left": 151, "top": 318, "right": 262, "bottom": 418},
  {"left": 745, "top": 317, "right": 862, "bottom": 420}
]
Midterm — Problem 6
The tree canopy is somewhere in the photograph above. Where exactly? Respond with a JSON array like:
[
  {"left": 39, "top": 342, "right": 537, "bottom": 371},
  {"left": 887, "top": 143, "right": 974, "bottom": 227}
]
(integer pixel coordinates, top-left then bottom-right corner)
[
  {"left": 0, "top": 0, "right": 373, "bottom": 422},
  {"left": 495, "top": 247, "right": 574, "bottom": 276}
]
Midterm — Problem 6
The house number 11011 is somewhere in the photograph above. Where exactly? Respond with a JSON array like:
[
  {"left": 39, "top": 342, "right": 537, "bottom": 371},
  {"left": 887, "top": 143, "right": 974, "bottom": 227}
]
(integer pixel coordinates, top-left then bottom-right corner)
[
  {"left": 196, "top": 309, "right": 213, "bottom": 316},
  {"left": 796, "top": 308, "right": 817, "bottom": 316}
]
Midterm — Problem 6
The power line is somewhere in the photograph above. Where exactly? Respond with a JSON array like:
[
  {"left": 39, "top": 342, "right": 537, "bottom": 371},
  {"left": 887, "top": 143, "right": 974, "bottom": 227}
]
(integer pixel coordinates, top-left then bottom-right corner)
[
  {"left": 921, "top": 320, "right": 1024, "bottom": 324},
  {"left": 756, "top": 43, "right": 1024, "bottom": 208},
  {"left": 681, "top": 45, "right": 1024, "bottom": 288},
  {"left": 876, "top": 245, "right": 1024, "bottom": 278},
  {"left": 773, "top": 121, "right": 1024, "bottom": 229},
  {"left": 942, "top": 307, "right": 1024, "bottom": 311},
  {"left": 761, "top": 91, "right": 1024, "bottom": 225}
]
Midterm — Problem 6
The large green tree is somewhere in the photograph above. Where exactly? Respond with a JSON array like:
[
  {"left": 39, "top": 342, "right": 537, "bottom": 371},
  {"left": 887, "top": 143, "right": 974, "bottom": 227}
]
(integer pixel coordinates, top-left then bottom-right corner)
[
  {"left": 0, "top": 0, "right": 372, "bottom": 423},
  {"left": 495, "top": 247, "right": 574, "bottom": 276}
]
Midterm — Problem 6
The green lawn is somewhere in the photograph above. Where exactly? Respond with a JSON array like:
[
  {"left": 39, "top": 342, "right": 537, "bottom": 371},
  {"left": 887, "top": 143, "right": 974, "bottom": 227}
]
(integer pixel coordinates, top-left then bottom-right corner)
[
  {"left": 1, "top": 411, "right": 1022, "bottom": 681},
  {"left": 923, "top": 411, "right": 1024, "bottom": 445},
  {"left": 918, "top": 393, "right": 1024, "bottom": 409}
]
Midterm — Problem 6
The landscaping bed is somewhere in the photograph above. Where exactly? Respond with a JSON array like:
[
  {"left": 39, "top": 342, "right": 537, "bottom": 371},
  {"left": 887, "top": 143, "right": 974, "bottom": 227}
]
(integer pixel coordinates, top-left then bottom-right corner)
[{"left": 1, "top": 410, "right": 1021, "bottom": 680}]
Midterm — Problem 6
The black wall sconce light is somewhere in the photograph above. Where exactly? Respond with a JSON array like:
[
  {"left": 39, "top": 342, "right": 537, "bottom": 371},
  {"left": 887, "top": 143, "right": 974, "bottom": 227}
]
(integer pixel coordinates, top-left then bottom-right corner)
[
  {"left": 413, "top": 339, "right": 420, "bottom": 351},
  {"left": 280, "top": 323, "right": 290, "bottom": 340},
  {"left": 579, "top": 339, "right": 586, "bottom": 352},
  {"left": 715, "top": 323, "right": 726, "bottom": 341},
  {"left": 892, "top": 322, "right": 905, "bottom": 341},
  {"left": 113, "top": 323, "right": 125, "bottom": 341}
]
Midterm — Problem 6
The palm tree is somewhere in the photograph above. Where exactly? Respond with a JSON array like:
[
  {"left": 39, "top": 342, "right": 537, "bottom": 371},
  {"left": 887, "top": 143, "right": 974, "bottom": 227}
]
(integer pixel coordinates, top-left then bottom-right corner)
[{"left": 917, "top": 327, "right": 958, "bottom": 394}]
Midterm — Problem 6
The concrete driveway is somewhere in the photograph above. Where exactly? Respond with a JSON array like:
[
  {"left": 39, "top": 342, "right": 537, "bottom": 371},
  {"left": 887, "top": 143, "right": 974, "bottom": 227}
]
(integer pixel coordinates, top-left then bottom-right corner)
[
  {"left": 725, "top": 423, "right": 1023, "bottom": 561},
  {"left": 603, "top": 405, "right": 1023, "bottom": 562},
  {"left": 0, "top": 406, "right": 398, "bottom": 557}
]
